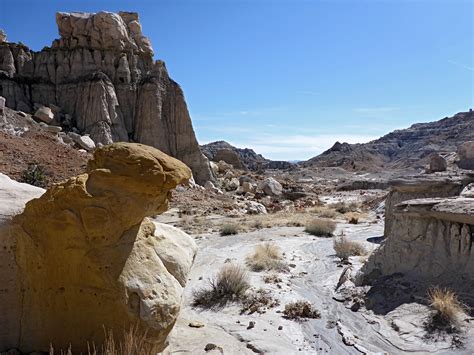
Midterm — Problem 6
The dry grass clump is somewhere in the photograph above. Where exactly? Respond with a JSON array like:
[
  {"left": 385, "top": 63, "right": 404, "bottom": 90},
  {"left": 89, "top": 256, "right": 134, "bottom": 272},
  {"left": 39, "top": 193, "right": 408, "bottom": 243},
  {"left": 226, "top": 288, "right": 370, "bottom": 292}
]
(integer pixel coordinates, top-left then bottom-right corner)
[
  {"left": 192, "top": 264, "right": 250, "bottom": 308},
  {"left": 220, "top": 222, "right": 239, "bottom": 236},
  {"left": 333, "top": 237, "right": 368, "bottom": 260},
  {"left": 49, "top": 324, "right": 153, "bottom": 355},
  {"left": 330, "top": 201, "right": 359, "bottom": 214},
  {"left": 304, "top": 218, "right": 336, "bottom": 237},
  {"left": 426, "top": 287, "right": 468, "bottom": 329},
  {"left": 240, "top": 288, "right": 280, "bottom": 315},
  {"left": 283, "top": 300, "right": 321, "bottom": 320},
  {"left": 309, "top": 206, "right": 338, "bottom": 219},
  {"left": 246, "top": 242, "right": 287, "bottom": 272}
]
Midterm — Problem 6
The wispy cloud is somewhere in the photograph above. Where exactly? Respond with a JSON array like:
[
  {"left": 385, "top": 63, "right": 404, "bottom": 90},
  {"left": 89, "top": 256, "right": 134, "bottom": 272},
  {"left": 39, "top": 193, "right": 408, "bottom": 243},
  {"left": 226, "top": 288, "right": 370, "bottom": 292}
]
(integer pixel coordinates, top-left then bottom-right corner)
[
  {"left": 353, "top": 107, "right": 400, "bottom": 114},
  {"left": 448, "top": 60, "right": 474, "bottom": 72},
  {"left": 203, "top": 133, "right": 378, "bottom": 161}
]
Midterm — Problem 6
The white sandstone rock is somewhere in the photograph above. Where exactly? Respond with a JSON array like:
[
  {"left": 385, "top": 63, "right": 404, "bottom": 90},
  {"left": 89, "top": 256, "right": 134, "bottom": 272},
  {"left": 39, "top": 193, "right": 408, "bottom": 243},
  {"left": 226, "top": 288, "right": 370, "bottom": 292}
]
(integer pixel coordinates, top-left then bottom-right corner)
[{"left": 33, "top": 106, "right": 54, "bottom": 123}]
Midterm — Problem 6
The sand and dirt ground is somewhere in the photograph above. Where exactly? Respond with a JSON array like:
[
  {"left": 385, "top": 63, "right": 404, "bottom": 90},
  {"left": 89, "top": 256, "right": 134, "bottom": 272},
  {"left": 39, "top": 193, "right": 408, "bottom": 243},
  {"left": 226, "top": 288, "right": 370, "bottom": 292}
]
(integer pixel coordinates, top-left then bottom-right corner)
[{"left": 158, "top": 210, "right": 474, "bottom": 355}]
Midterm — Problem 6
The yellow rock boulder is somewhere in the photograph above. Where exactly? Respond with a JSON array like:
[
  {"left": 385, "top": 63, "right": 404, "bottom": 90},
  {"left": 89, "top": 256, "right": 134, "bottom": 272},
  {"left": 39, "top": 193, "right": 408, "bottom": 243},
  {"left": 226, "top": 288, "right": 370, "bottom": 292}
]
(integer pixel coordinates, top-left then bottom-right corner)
[{"left": 0, "top": 143, "right": 196, "bottom": 353}]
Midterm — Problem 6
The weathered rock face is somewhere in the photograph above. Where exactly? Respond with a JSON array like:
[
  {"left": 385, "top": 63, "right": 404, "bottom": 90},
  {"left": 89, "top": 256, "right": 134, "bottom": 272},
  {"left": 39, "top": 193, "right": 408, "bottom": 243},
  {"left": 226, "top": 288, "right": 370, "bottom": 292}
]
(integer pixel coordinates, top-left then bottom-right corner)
[
  {"left": 457, "top": 141, "right": 474, "bottom": 170},
  {"left": 0, "top": 143, "right": 197, "bottom": 353},
  {"left": 201, "top": 140, "right": 294, "bottom": 171},
  {"left": 428, "top": 153, "right": 447, "bottom": 172},
  {"left": 383, "top": 175, "right": 474, "bottom": 237},
  {"left": 357, "top": 196, "right": 474, "bottom": 287},
  {"left": 0, "top": 11, "right": 212, "bottom": 184},
  {"left": 213, "top": 148, "right": 247, "bottom": 170},
  {"left": 304, "top": 110, "right": 474, "bottom": 171}
]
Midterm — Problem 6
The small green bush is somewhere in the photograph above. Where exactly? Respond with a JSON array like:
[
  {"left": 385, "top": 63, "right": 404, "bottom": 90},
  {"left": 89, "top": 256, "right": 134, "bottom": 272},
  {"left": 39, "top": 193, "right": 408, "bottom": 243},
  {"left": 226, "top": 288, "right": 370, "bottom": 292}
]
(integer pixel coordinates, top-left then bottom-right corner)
[{"left": 21, "top": 164, "right": 47, "bottom": 187}]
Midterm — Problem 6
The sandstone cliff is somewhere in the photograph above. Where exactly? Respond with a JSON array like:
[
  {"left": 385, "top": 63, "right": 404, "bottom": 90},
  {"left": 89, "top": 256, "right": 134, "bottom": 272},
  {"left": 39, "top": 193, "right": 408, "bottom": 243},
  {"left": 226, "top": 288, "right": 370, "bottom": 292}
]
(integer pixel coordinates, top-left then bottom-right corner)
[
  {"left": 304, "top": 110, "right": 474, "bottom": 171},
  {"left": 0, "top": 12, "right": 212, "bottom": 184},
  {"left": 0, "top": 143, "right": 197, "bottom": 353}
]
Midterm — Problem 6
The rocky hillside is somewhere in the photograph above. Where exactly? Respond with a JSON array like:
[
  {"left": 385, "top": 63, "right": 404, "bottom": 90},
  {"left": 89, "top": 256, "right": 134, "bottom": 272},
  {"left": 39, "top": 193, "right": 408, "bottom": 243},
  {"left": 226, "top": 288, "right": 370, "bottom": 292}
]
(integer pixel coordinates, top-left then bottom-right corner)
[
  {"left": 201, "top": 140, "right": 293, "bottom": 170},
  {"left": 0, "top": 11, "right": 212, "bottom": 184},
  {"left": 304, "top": 110, "right": 474, "bottom": 171}
]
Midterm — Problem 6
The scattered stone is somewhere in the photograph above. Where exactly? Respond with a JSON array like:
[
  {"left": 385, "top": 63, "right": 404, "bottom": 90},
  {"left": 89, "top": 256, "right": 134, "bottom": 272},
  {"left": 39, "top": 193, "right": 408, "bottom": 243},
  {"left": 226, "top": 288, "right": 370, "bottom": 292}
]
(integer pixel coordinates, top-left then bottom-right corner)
[
  {"left": 261, "top": 177, "right": 283, "bottom": 196},
  {"left": 0, "top": 96, "right": 5, "bottom": 115},
  {"left": 67, "top": 132, "right": 96, "bottom": 151},
  {"left": 188, "top": 321, "right": 205, "bottom": 328},
  {"left": 247, "top": 321, "right": 256, "bottom": 330},
  {"left": 16, "top": 111, "right": 27, "bottom": 117},
  {"left": 204, "top": 343, "right": 218, "bottom": 351},
  {"left": 278, "top": 325, "right": 283, "bottom": 330},
  {"left": 33, "top": 106, "right": 54, "bottom": 124},
  {"left": 42, "top": 125, "right": 62, "bottom": 133}
]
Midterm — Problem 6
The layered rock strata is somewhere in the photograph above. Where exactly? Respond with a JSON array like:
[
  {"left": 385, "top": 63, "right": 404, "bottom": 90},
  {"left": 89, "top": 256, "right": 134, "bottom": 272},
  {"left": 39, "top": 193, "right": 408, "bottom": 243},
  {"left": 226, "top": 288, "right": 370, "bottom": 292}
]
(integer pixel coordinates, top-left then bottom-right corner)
[
  {"left": 0, "top": 12, "right": 212, "bottom": 184},
  {"left": 0, "top": 143, "right": 197, "bottom": 353},
  {"left": 384, "top": 175, "right": 474, "bottom": 237},
  {"left": 357, "top": 196, "right": 474, "bottom": 287}
]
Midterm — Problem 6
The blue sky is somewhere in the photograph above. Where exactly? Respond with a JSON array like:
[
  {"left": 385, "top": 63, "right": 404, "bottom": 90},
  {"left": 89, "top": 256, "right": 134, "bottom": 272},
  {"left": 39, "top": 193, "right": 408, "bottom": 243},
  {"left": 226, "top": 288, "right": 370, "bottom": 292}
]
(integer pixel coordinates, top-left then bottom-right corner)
[{"left": 1, "top": 0, "right": 472, "bottom": 160}]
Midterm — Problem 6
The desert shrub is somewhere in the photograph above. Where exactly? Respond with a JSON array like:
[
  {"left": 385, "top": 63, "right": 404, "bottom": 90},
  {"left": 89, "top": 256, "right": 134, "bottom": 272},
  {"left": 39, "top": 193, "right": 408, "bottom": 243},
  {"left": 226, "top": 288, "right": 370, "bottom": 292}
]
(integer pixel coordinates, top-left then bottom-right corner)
[
  {"left": 427, "top": 287, "right": 468, "bottom": 328},
  {"left": 192, "top": 264, "right": 250, "bottom": 308},
  {"left": 240, "top": 288, "right": 280, "bottom": 315},
  {"left": 304, "top": 218, "right": 336, "bottom": 237},
  {"left": 330, "top": 202, "right": 359, "bottom": 214},
  {"left": 333, "top": 237, "right": 367, "bottom": 259},
  {"left": 283, "top": 300, "right": 320, "bottom": 320},
  {"left": 263, "top": 273, "right": 283, "bottom": 284},
  {"left": 220, "top": 222, "right": 239, "bottom": 236},
  {"left": 310, "top": 206, "right": 338, "bottom": 219},
  {"left": 246, "top": 242, "right": 286, "bottom": 272},
  {"left": 21, "top": 164, "right": 47, "bottom": 187}
]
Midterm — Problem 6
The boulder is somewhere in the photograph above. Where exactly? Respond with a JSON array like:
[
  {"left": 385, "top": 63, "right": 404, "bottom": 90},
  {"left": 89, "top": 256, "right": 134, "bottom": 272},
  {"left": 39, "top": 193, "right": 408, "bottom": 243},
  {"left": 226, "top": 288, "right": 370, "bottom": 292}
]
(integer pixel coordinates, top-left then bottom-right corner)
[
  {"left": 428, "top": 153, "right": 447, "bottom": 172},
  {"left": 261, "top": 177, "right": 283, "bottom": 196},
  {"left": 245, "top": 201, "right": 267, "bottom": 215},
  {"left": 241, "top": 181, "right": 257, "bottom": 194},
  {"left": 209, "top": 161, "right": 219, "bottom": 175},
  {"left": 33, "top": 106, "right": 54, "bottom": 123},
  {"left": 42, "top": 125, "right": 62, "bottom": 133},
  {"left": 0, "top": 12, "right": 213, "bottom": 185},
  {"left": 224, "top": 177, "right": 240, "bottom": 191},
  {"left": 68, "top": 132, "right": 96, "bottom": 151},
  {"left": 213, "top": 148, "right": 246, "bottom": 170},
  {"left": 204, "top": 180, "right": 223, "bottom": 194},
  {"left": 217, "top": 160, "right": 232, "bottom": 174},
  {"left": 0, "top": 96, "right": 5, "bottom": 114},
  {"left": 457, "top": 141, "right": 474, "bottom": 170},
  {"left": 0, "top": 143, "right": 197, "bottom": 353}
]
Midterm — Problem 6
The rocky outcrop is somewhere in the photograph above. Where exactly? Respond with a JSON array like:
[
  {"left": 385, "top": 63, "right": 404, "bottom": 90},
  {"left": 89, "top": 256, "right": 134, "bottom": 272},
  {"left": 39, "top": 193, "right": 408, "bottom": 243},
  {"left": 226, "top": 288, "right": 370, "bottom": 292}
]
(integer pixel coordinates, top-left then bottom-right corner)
[
  {"left": 201, "top": 140, "right": 294, "bottom": 171},
  {"left": 357, "top": 196, "right": 474, "bottom": 287},
  {"left": 0, "top": 11, "right": 212, "bottom": 184},
  {"left": 304, "top": 110, "right": 474, "bottom": 171},
  {"left": 383, "top": 175, "right": 474, "bottom": 237},
  {"left": 0, "top": 143, "right": 197, "bottom": 353}
]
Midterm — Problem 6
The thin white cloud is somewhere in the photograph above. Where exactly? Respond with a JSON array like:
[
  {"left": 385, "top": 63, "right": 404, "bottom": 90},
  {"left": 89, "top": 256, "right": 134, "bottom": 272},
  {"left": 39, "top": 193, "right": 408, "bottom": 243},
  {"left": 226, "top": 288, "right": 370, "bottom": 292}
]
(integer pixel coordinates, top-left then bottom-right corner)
[
  {"left": 448, "top": 60, "right": 474, "bottom": 72},
  {"left": 204, "top": 133, "right": 378, "bottom": 161},
  {"left": 353, "top": 107, "right": 400, "bottom": 113}
]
